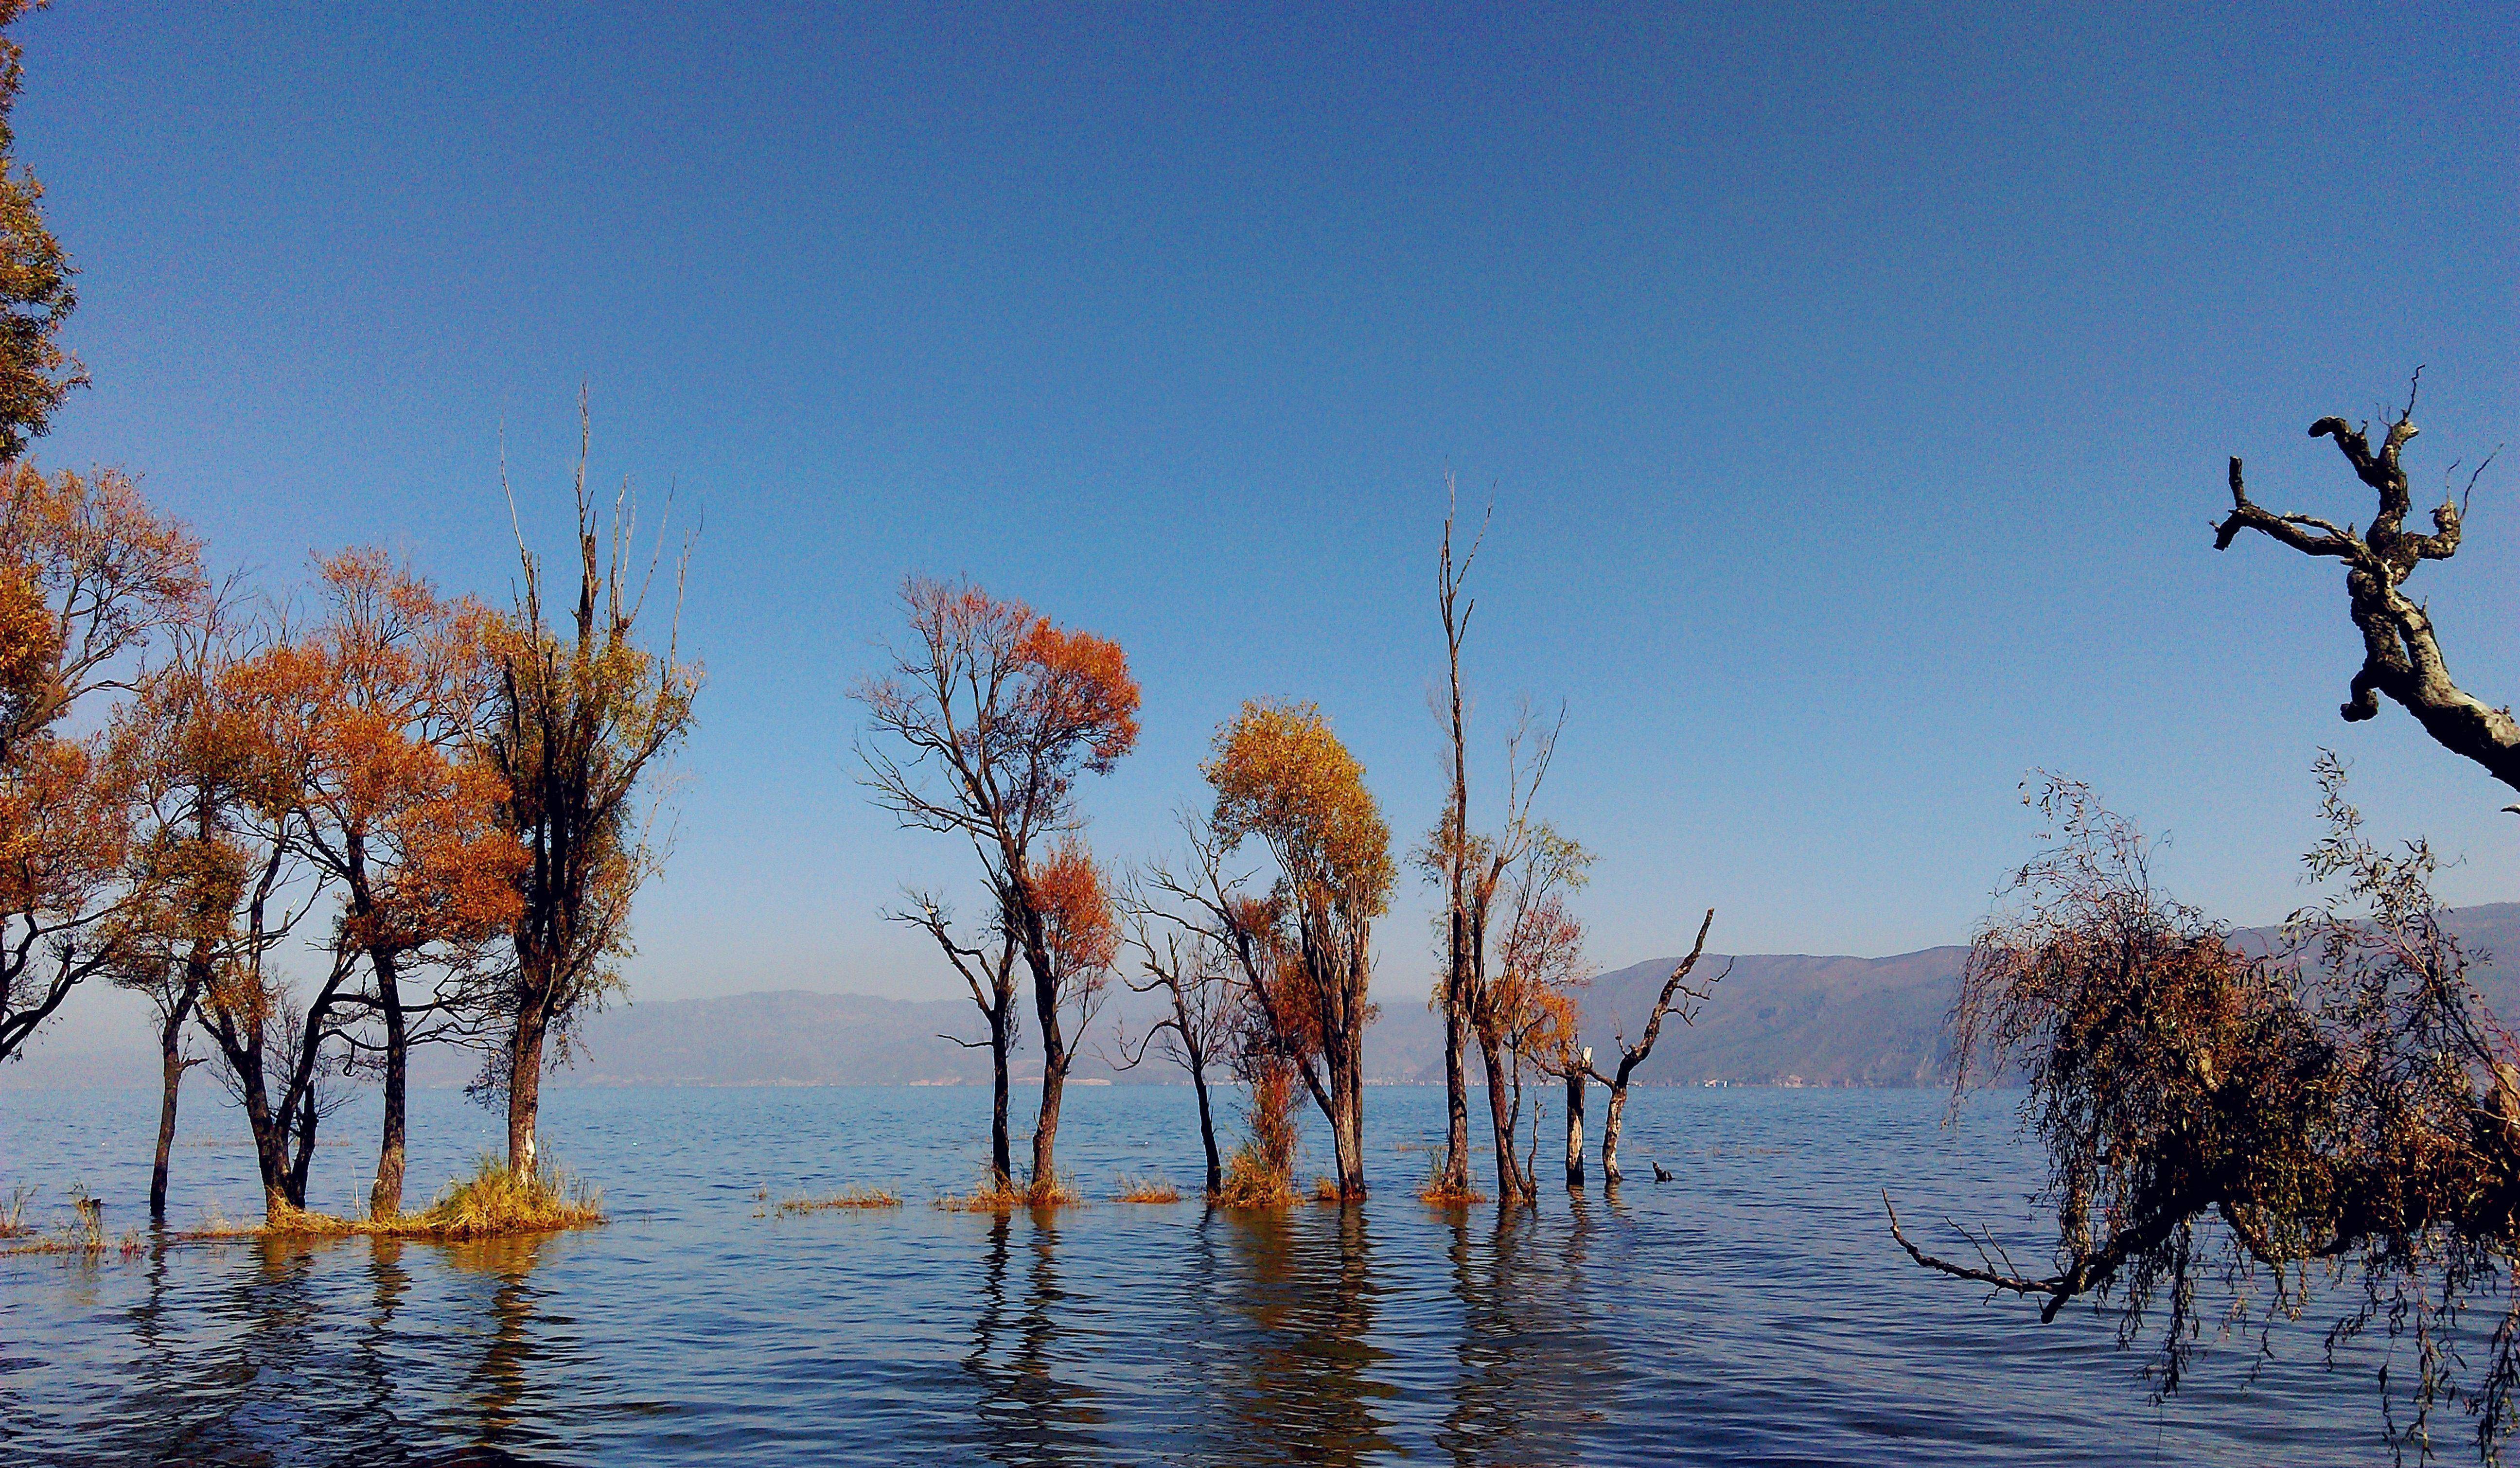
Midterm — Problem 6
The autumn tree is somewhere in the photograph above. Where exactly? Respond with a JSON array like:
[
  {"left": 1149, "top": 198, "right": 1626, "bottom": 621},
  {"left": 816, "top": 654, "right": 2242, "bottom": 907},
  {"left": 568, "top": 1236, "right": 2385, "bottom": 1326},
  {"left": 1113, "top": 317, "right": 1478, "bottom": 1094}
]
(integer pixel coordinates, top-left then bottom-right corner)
[
  {"left": 0, "top": 0, "right": 83, "bottom": 457},
  {"left": 0, "top": 464, "right": 200, "bottom": 1063},
  {"left": 100, "top": 587, "right": 253, "bottom": 1217},
  {"left": 2214, "top": 373, "right": 2517, "bottom": 797},
  {"left": 1585, "top": 910, "right": 1720, "bottom": 1185},
  {"left": 484, "top": 435, "right": 698, "bottom": 1175},
  {"left": 179, "top": 632, "right": 349, "bottom": 1219},
  {"left": 1205, "top": 699, "right": 1392, "bottom": 1199},
  {"left": 286, "top": 551, "right": 522, "bottom": 1217},
  {"left": 857, "top": 577, "right": 1138, "bottom": 1196},
  {"left": 1892, "top": 767, "right": 2520, "bottom": 1465},
  {"left": 1477, "top": 824, "right": 1591, "bottom": 1201}
]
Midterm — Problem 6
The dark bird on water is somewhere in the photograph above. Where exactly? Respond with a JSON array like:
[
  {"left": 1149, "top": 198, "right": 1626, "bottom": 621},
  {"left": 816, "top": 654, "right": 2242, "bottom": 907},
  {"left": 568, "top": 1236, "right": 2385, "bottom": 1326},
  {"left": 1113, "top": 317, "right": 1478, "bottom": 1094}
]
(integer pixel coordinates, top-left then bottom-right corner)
[{"left": 1652, "top": 1162, "right": 1674, "bottom": 1183}]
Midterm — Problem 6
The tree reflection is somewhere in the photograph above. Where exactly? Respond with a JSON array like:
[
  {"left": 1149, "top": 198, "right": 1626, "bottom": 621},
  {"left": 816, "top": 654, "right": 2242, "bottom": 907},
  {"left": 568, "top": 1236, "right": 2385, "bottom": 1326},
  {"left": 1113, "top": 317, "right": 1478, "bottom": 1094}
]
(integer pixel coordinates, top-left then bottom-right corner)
[
  {"left": 962, "top": 1208, "right": 1106, "bottom": 1464},
  {"left": 1439, "top": 1201, "right": 1608, "bottom": 1463},
  {"left": 1212, "top": 1203, "right": 1393, "bottom": 1465}
]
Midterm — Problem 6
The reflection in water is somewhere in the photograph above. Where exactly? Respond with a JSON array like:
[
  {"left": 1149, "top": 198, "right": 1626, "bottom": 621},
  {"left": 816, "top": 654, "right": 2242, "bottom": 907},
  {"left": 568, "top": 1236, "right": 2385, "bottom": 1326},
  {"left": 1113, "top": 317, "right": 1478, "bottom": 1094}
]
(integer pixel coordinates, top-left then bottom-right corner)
[
  {"left": 450, "top": 1234, "right": 551, "bottom": 1458},
  {"left": 1441, "top": 1200, "right": 1611, "bottom": 1464},
  {"left": 962, "top": 1210, "right": 1107, "bottom": 1465},
  {"left": 1213, "top": 1203, "right": 1394, "bottom": 1466}
]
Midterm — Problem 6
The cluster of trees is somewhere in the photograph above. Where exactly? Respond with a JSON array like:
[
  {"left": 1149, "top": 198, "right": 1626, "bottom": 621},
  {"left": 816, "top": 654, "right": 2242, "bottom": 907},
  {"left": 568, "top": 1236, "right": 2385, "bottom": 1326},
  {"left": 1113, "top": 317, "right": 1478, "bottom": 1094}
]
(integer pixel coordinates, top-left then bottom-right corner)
[
  {"left": 857, "top": 492, "right": 1721, "bottom": 1207},
  {"left": 1898, "top": 382, "right": 2520, "bottom": 1464},
  {"left": 0, "top": 3, "right": 697, "bottom": 1224},
  {"left": 1, "top": 455, "right": 698, "bottom": 1222}
]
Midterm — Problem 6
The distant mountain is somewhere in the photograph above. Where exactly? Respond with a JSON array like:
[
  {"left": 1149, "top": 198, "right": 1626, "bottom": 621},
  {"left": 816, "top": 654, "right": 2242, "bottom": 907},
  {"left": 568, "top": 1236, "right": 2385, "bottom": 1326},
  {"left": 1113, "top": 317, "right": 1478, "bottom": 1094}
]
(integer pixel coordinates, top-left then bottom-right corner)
[{"left": 14, "top": 904, "right": 2520, "bottom": 1092}]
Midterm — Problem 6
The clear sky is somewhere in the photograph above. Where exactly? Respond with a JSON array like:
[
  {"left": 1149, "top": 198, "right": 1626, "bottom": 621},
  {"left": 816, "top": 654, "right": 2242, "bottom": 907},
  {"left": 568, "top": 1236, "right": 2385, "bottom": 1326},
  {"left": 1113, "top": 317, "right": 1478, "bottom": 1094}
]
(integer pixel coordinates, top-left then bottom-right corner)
[{"left": 15, "top": 2, "right": 2519, "bottom": 1013}]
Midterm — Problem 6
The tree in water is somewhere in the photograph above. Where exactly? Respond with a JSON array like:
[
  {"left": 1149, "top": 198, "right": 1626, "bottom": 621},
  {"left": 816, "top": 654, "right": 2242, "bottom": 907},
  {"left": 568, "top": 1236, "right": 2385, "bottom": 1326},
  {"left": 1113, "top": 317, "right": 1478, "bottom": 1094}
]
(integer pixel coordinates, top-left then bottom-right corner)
[
  {"left": 1585, "top": 911, "right": 1721, "bottom": 1186},
  {"left": 483, "top": 423, "right": 698, "bottom": 1175},
  {"left": 2214, "top": 373, "right": 2515, "bottom": 797},
  {"left": 285, "top": 552, "right": 522, "bottom": 1217},
  {"left": 102, "top": 587, "right": 256, "bottom": 1218},
  {"left": 1205, "top": 699, "right": 1392, "bottom": 1199},
  {"left": 857, "top": 576, "right": 1137, "bottom": 1197},
  {"left": 1893, "top": 765, "right": 2520, "bottom": 1465},
  {"left": 1118, "top": 847, "right": 1240, "bottom": 1199}
]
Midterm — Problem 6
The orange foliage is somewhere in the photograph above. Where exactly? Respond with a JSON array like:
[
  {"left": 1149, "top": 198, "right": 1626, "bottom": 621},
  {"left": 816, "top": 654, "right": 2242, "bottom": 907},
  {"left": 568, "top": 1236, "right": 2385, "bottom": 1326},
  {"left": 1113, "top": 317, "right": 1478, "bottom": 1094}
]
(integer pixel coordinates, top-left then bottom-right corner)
[
  {"left": 1206, "top": 700, "right": 1392, "bottom": 918},
  {"left": 1033, "top": 836, "right": 1119, "bottom": 986}
]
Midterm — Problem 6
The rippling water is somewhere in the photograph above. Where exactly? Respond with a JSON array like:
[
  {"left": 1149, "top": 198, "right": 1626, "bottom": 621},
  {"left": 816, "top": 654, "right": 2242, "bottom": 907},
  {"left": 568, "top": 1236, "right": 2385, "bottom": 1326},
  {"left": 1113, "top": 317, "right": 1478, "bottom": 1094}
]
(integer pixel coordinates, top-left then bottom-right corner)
[{"left": 0, "top": 1081, "right": 2405, "bottom": 1464}]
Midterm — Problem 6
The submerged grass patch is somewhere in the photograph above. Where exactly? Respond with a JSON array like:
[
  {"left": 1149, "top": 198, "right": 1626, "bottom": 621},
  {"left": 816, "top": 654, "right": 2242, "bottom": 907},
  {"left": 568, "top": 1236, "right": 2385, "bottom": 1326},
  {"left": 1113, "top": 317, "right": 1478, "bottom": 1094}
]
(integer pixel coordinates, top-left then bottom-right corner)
[
  {"left": 935, "top": 1171, "right": 1085, "bottom": 1212},
  {"left": 260, "top": 1157, "right": 604, "bottom": 1242},
  {"left": 1213, "top": 1148, "right": 1295, "bottom": 1209},
  {"left": 1111, "top": 1175, "right": 1181, "bottom": 1204},
  {"left": 777, "top": 1187, "right": 903, "bottom": 1214}
]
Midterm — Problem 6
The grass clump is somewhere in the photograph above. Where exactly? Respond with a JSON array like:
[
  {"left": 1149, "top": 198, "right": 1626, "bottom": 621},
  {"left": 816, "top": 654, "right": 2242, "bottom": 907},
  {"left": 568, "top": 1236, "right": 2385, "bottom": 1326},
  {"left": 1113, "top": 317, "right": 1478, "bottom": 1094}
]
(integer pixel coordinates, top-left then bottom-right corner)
[
  {"left": 935, "top": 1171, "right": 1084, "bottom": 1212},
  {"left": 1112, "top": 1174, "right": 1181, "bottom": 1204},
  {"left": 260, "top": 1156, "right": 604, "bottom": 1241},
  {"left": 777, "top": 1187, "right": 903, "bottom": 1214},
  {"left": 1, "top": 1185, "right": 143, "bottom": 1258},
  {"left": 1311, "top": 1175, "right": 1342, "bottom": 1203},
  {"left": 1213, "top": 1144, "right": 1295, "bottom": 1209}
]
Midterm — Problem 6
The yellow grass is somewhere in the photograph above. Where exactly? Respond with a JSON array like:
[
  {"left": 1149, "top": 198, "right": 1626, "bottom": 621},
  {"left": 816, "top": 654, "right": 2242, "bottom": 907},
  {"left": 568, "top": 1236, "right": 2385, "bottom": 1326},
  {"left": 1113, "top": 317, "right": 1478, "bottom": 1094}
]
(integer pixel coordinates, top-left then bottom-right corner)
[
  {"left": 777, "top": 1187, "right": 903, "bottom": 1214},
  {"left": 262, "top": 1157, "right": 604, "bottom": 1241},
  {"left": 0, "top": 1183, "right": 33, "bottom": 1238},
  {"left": 1416, "top": 1152, "right": 1487, "bottom": 1206},
  {"left": 1213, "top": 1146, "right": 1295, "bottom": 1208},
  {"left": 1111, "top": 1174, "right": 1181, "bottom": 1204},
  {"left": 1311, "top": 1175, "right": 1342, "bottom": 1203},
  {"left": 935, "top": 1171, "right": 1084, "bottom": 1212}
]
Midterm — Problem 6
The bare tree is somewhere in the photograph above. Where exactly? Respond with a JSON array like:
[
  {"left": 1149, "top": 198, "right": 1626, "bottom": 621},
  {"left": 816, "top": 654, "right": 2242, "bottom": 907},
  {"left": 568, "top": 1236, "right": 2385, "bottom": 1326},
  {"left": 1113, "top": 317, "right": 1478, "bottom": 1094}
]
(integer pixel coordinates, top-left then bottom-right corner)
[
  {"left": 1116, "top": 860, "right": 1240, "bottom": 1197},
  {"left": 892, "top": 889, "right": 1022, "bottom": 1184},
  {"left": 2215, "top": 371, "right": 2515, "bottom": 795},
  {"left": 1585, "top": 910, "right": 1722, "bottom": 1185}
]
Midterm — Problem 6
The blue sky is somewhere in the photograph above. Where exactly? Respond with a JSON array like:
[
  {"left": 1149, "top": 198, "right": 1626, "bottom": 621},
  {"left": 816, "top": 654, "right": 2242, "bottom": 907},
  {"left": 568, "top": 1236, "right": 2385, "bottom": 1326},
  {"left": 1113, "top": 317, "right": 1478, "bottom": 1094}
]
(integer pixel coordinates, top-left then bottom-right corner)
[{"left": 16, "top": 2, "right": 2518, "bottom": 1007}]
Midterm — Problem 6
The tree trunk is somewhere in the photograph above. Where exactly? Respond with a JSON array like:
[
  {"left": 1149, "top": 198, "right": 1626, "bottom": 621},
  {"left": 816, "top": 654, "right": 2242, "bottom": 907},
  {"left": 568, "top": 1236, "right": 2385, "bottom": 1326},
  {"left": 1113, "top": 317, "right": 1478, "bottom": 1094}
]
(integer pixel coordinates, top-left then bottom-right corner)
[
  {"left": 1191, "top": 1053, "right": 1221, "bottom": 1198},
  {"left": 508, "top": 990, "right": 549, "bottom": 1175},
  {"left": 1601, "top": 1080, "right": 1630, "bottom": 1186},
  {"left": 370, "top": 950, "right": 408, "bottom": 1218},
  {"left": 1032, "top": 1055, "right": 1067, "bottom": 1194},
  {"left": 1441, "top": 999, "right": 1471, "bottom": 1194},
  {"left": 1564, "top": 1066, "right": 1586, "bottom": 1190},
  {"left": 1480, "top": 1031, "right": 1524, "bottom": 1202},
  {"left": 149, "top": 974, "right": 203, "bottom": 1221},
  {"left": 988, "top": 1008, "right": 1013, "bottom": 1187}
]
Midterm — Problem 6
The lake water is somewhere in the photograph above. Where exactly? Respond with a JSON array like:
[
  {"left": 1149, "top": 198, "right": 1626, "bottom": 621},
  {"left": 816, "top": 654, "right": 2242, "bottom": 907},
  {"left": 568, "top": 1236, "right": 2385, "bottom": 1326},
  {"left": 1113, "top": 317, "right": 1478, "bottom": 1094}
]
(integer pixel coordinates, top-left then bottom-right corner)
[{"left": 0, "top": 1080, "right": 2419, "bottom": 1465}]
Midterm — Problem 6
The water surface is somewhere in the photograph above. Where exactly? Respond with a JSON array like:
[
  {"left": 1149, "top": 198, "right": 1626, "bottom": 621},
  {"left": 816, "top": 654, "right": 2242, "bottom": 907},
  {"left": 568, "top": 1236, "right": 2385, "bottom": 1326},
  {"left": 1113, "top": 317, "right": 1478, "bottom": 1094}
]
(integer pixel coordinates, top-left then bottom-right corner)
[{"left": 0, "top": 1082, "right": 2408, "bottom": 1464}]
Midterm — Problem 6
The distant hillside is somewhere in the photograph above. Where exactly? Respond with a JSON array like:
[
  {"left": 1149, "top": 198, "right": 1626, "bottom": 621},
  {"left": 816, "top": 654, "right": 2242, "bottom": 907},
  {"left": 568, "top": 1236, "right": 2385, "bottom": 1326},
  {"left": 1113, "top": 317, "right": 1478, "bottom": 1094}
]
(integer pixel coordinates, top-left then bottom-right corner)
[{"left": 14, "top": 904, "right": 2520, "bottom": 1091}]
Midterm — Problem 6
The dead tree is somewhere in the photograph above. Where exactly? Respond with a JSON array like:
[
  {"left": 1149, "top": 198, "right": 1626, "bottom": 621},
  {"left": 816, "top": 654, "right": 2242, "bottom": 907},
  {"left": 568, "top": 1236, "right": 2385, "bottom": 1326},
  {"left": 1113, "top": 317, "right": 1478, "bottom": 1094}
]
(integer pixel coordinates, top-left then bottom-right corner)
[
  {"left": 893, "top": 889, "right": 1022, "bottom": 1186},
  {"left": 2214, "top": 372, "right": 2516, "bottom": 795},
  {"left": 1586, "top": 910, "right": 1723, "bottom": 1185},
  {"left": 1115, "top": 867, "right": 1240, "bottom": 1197}
]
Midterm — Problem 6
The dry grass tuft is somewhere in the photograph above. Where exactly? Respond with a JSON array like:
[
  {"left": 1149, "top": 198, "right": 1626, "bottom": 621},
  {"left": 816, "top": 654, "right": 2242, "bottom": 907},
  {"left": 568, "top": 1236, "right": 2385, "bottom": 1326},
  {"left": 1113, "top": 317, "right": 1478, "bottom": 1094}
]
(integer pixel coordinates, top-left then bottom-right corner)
[
  {"left": 1311, "top": 1175, "right": 1342, "bottom": 1203},
  {"left": 936, "top": 1171, "right": 1085, "bottom": 1212},
  {"left": 777, "top": 1187, "right": 903, "bottom": 1214},
  {"left": 1213, "top": 1147, "right": 1295, "bottom": 1209},
  {"left": 1417, "top": 1179, "right": 1486, "bottom": 1206},
  {"left": 259, "top": 1157, "right": 604, "bottom": 1241},
  {"left": 1111, "top": 1174, "right": 1181, "bottom": 1204},
  {"left": 1, "top": 1186, "right": 144, "bottom": 1258}
]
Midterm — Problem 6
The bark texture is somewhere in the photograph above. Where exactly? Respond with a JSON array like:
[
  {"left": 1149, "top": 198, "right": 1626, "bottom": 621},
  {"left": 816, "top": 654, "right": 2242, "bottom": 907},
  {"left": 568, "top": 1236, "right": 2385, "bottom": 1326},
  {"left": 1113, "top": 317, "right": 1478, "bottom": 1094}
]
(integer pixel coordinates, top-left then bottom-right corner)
[{"left": 2215, "top": 388, "right": 2520, "bottom": 795}]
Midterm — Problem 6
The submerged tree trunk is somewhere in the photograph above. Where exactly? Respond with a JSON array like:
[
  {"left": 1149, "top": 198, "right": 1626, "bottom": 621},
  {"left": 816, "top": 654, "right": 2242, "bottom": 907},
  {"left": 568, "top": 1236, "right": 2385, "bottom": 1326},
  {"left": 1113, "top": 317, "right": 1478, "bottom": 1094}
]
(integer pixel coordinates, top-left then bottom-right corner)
[
  {"left": 988, "top": 1008, "right": 1013, "bottom": 1187},
  {"left": 1190, "top": 1052, "right": 1222, "bottom": 1198},
  {"left": 1032, "top": 1056, "right": 1067, "bottom": 1193},
  {"left": 1479, "top": 1029, "right": 1528, "bottom": 1202},
  {"left": 1565, "top": 1062, "right": 1586, "bottom": 1190},
  {"left": 1441, "top": 997, "right": 1472, "bottom": 1194},
  {"left": 1601, "top": 1079, "right": 1630, "bottom": 1186},
  {"left": 370, "top": 951, "right": 408, "bottom": 1218},
  {"left": 149, "top": 968, "right": 204, "bottom": 1220},
  {"left": 508, "top": 990, "right": 549, "bottom": 1175}
]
